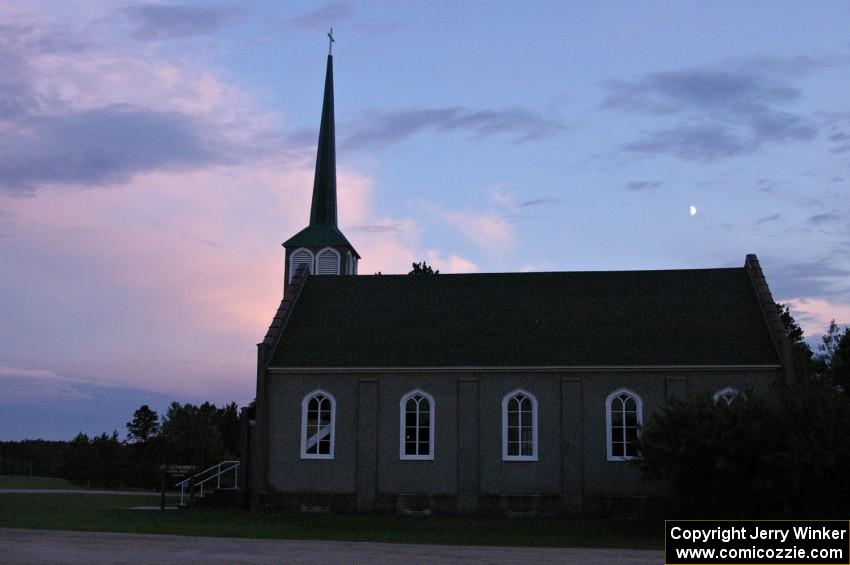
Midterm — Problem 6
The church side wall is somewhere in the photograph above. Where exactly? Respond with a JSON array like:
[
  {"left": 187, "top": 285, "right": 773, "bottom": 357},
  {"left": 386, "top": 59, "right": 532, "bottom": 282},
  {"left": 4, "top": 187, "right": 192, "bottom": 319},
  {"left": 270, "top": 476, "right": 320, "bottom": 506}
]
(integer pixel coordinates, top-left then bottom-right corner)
[
  {"left": 581, "top": 368, "right": 779, "bottom": 512},
  {"left": 266, "top": 374, "right": 358, "bottom": 495},
  {"left": 476, "top": 374, "right": 563, "bottom": 496},
  {"left": 376, "top": 374, "right": 458, "bottom": 497},
  {"left": 261, "top": 367, "right": 781, "bottom": 515}
]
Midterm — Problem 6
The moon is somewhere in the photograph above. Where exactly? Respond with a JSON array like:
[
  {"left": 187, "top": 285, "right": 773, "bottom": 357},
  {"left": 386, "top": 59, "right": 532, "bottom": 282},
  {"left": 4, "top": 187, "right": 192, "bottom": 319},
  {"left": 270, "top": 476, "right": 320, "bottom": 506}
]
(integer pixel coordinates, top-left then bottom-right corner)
[{"left": 689, "top": 205, "right": 697, "bottom": 216}]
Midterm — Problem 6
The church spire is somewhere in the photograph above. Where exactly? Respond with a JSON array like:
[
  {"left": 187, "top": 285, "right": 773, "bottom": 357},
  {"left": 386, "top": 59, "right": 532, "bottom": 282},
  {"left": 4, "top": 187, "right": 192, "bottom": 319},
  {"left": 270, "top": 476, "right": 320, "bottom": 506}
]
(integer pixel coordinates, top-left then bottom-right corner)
[
  {"left": 281, "top": 30, "right": 359, "bottom": 289},
  {"left": 308, "top": 49, "right": 337, "bottom": 228}
]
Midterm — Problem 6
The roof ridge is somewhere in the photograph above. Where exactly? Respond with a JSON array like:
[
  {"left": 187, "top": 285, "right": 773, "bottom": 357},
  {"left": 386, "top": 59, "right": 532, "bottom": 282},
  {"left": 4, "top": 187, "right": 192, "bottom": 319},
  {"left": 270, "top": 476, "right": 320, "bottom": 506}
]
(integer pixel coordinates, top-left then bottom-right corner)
[
  {"left": 744, "top": 253, "right": 792, "bottom": 382},
  {"left": 310, "top": 267, "right": 746, "bottom": 279}
]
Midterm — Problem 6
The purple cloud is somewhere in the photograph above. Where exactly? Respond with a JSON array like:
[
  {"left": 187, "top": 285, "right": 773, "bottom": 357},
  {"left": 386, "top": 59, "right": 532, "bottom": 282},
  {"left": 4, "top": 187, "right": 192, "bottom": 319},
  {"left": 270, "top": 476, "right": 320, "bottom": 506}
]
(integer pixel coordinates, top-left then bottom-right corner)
[
  {"left": 289, "top": 1, "right": 353, "bottom": 29},
  {"left": 518, "top": 197, "right": 562, "bottom": 207},
  {"left": 0, "top": 105, "right": 233, "bottom": 194},
  {"left": 122, "top": 2, "right": 245, "bottom": 41},
  {"left": 352, "top": 223, "right": 404, "bottom": 233},
  {"left": 603, "top": 59, "right": 821, "bottom": 161},
  {"left": 342, "top": 106, "right": 566, "bottom": 150},
  {"left": 625, "top": 180, "right": 663, "bottom": 191},
  {"left": 807, "top": 211, "right": 841, "bottom": 225},
  {"left": 756, "top": 213, "right": 781, "bottom": 225}
]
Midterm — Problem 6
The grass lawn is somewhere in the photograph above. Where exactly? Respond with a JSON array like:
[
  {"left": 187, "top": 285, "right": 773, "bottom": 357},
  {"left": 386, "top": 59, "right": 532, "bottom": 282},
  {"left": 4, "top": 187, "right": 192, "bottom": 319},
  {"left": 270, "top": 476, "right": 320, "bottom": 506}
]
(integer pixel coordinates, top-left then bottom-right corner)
[
  {"left": 0, "top": 475, "right": 157, "bottom": 493},
  {"left": 0, "top": 475, "right": 74, "bottom": 489},
  {"left": 0, "top": 492, "right": 662, "bottom": 549}
]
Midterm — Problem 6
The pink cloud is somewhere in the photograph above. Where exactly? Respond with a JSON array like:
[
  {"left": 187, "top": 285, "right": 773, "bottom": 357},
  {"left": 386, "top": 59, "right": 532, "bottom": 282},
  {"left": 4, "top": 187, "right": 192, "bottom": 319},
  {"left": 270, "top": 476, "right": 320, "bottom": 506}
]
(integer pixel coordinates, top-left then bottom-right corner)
[
  {"left": 0, "top": 4, "right": 490, "bottom": 406},
  {"left": 425, "top": 202, "right": 517, "bottom": 255},
  {"left": 1, "top": 160, "right": 438, "bottom": 401},
  {"left": 425, "top": 250, "right": 479, "bottom": 273},
  {"left": 781, "top": 297, "right": 850, "bottom": 340}
]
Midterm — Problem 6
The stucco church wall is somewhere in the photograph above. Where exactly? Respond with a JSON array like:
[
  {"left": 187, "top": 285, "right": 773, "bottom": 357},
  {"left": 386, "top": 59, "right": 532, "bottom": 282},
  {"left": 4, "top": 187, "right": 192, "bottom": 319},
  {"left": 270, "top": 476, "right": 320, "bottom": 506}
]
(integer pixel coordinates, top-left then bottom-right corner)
[
  {"left": 477, "top": 373, "right": 563, "bottom": 496},
  {"left": 580, "top": 370, "right": 669, "bottom": 499},
  {"left": 376, "top": 374, "right": 458, "bottom": 495},
  {"left": 580, "top": 368, "right": 781, "bottom": 499},
  {"left": 675, "top": 368, "right": 779, "bottom": 398},
  {"left": 262, "top": 367, "right": 781, "bottom": 513},
  {"left": 266, "top": 373, "right": 358, "bottom": 493}
]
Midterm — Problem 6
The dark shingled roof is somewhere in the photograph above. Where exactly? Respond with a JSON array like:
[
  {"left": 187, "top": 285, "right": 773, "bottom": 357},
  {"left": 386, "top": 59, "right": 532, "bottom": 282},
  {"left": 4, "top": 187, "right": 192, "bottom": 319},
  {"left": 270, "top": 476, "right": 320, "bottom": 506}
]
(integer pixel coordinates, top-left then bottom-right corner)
[{"left": 268, "top": 268, "right": 780, "bottom": 368}]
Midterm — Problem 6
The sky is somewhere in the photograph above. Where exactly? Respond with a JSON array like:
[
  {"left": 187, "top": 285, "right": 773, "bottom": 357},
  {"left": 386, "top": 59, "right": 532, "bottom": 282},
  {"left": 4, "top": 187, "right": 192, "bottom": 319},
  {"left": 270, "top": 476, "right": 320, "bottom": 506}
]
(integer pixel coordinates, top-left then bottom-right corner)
[{"left": 1, "top": 1, "right": 849, "bottom": 440}]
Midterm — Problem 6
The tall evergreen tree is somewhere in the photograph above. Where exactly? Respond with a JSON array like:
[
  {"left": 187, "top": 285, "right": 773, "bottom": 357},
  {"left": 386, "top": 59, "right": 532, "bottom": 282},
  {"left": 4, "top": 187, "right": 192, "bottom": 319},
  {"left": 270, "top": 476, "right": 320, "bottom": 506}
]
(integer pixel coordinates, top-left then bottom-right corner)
[
  {"left": 126, "top": 405, "right": 160, "bottom": 444},
  {"left": 819, "top": 320, "right": 850, "bottom": 392},
  {"left": 777, "top": 303, "right": 817, "bottom": 379}
]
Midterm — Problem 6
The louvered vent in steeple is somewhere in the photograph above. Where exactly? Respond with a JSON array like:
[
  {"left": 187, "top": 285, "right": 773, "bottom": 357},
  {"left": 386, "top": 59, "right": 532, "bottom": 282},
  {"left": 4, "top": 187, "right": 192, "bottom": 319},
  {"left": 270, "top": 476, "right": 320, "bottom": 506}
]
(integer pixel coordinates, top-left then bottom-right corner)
[
  {"left": 316, "top": 248, "right": 340, "bottom": 275},
  {"left": 290, "top": 249, "right": 313, "bottom": 282}
]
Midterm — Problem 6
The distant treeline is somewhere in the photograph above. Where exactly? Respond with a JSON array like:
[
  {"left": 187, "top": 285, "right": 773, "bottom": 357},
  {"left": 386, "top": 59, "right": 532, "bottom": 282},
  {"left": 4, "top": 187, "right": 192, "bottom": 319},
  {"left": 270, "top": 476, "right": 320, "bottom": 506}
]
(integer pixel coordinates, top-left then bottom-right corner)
[
  {"left": 1, "top": 401, "right": 243, "bottom": 489},
  {"left": 0, "top": 440, "right": 68, "bottom": 477}
]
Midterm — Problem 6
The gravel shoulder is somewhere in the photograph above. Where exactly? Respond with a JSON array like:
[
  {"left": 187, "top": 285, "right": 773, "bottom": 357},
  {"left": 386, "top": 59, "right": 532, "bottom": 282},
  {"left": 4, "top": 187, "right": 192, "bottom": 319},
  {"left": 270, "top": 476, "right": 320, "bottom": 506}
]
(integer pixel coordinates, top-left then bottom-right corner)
[{"left": 1, "top": 527, "right": 663, "bottom": 564}]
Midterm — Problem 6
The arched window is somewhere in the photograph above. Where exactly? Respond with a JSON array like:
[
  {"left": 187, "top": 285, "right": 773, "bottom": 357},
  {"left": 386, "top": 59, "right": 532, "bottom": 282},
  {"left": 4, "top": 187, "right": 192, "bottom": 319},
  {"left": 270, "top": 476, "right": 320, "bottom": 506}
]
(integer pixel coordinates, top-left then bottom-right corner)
[
  {"left": 316, "top": 247, "right": 340, "bottom": 275},
  {"left": 713, "top": 387, "right": 739, "bottom": 406},
  {"left": 502, "top": 389, "right": 538, "bottom": 461},
  {"left": 399, "top": 389, "right": 434, "bottom": 460},
  {"left": 289, "top": 248, "right": 313, "bottom": 282},
  {"left": 606, "top": 388, "right": 642, "bottom": 461},
  {"left": 300, "top": 390, "right": 335, "bottom": 459}
]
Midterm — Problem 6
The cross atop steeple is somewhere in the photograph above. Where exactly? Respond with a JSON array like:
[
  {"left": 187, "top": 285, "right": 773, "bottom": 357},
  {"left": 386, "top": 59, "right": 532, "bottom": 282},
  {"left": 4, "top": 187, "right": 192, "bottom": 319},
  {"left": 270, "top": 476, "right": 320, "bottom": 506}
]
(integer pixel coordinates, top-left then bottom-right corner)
[{"left": 327, "top": 28, "right": 334, "bottom": 55}]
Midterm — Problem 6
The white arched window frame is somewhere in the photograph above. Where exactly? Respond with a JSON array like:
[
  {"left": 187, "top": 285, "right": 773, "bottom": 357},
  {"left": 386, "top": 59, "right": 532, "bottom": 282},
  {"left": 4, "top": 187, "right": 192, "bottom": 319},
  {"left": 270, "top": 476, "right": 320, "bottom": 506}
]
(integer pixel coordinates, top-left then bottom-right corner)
[
  {"left": 289, "top": 248, "right": 314, "bottom": 282},
  {"left": 399, "top": 389, "right": 435, "bottom": 460},
  {"left": 300, "top": 390, "right": 336, "bottom": 459},
  {"left": 713, "top": 387, "right": 739, "bottom": 407},
  {"left": 316, "top": 247, "right": 341, "bottom": 275},
  {"left": 501, "top": 389, "right": 538, "bottom": 461},
  {"left": 606, "top": 388, "right": 643, "bottom": 461}
]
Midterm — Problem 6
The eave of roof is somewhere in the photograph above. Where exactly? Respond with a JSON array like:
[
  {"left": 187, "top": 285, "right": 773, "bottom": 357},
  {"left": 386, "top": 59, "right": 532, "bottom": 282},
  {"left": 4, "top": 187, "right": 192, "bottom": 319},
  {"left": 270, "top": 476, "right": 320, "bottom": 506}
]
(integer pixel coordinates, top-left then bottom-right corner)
[{"left": 282, "top": 224, "right": 359, "bottom": 256}]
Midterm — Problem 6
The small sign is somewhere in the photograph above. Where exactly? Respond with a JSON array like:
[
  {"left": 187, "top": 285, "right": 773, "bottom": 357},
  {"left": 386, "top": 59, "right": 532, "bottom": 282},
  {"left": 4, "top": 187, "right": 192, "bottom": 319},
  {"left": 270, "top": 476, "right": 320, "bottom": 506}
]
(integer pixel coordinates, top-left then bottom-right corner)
[{"left": 159, "top": 464, "right": 197, "bottom": 476}]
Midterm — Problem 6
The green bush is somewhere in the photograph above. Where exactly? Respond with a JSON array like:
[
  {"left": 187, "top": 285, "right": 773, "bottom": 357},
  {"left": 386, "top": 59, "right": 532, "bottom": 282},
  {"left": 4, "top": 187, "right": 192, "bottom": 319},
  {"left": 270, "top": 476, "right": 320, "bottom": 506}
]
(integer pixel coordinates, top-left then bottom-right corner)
[{"left": 638, "top": 378, "right": 850, "bottom": 518}]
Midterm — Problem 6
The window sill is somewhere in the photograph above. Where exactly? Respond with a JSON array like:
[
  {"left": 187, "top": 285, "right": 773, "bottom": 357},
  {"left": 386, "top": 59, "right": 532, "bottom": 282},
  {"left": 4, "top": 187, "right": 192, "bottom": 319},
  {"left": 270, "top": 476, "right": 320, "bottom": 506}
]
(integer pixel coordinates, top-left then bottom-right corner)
[
  {"left": 502, "top": 456, "right": 538, "bottom": 462},
  {"left": 301, "top": 454, "right": 335, "bottom": 460},
  {"left": 606, "top": 455, "right": 641, "bottom": 462}
]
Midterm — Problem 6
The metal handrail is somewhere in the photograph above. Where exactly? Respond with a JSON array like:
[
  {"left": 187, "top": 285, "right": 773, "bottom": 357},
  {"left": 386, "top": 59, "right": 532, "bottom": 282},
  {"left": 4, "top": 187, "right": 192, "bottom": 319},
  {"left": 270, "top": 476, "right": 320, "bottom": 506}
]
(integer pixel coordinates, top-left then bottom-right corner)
[{"left": 175, "top": 460, "right": 240, "bottom": 506}]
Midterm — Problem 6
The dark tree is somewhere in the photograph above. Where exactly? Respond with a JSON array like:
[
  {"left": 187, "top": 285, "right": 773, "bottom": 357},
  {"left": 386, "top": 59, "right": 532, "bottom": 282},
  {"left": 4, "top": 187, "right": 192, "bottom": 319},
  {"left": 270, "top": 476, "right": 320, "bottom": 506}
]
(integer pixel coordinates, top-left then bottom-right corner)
[
  {"left": 64, "top": 431, "right": 128, "bottom": 487},
  {"left": 125, "top": 404, "right": 163, "bottom": 488},
  {"left": 64, "top": 433, "right": 93, "bottom": 485},
  {"left": 638, "top": 380, "right": 850, "bottom": 518},
  {"left": 819, "top": 320, "right": 850, "bottom": 392},
  {"left": 819, "top": 320, "right": 847, "bottom": 366},
  {"left": 833, "top": 329, "right": 850, "bottom": 393},
  {"left": 160, "top": 401, "right": 240, "bottom": 468},
  {"left": 90, "top": 431, "right": 126, "bottom": 486},
  {"left": 777, "top": 303, "right": 818, "bottom": 379},
  {"left": 408, "top": 261, "right": 439, "bottom": 275},
  {"left": 213, "top": 402, "right": 241, "bottom": 458},
  {"left": 0, "top": 440, "right": 68, "bottom": 477},
  {"left": 126, "top": 405, "right": 160, "bottom": 444}
]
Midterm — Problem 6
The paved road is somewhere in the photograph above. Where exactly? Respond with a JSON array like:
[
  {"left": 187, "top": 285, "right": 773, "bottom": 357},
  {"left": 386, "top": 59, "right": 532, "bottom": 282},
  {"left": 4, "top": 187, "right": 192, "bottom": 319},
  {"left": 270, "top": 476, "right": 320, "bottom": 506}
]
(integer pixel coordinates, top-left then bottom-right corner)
[{"left": 0, "top": 528, "right": 663, "bottom": 564}]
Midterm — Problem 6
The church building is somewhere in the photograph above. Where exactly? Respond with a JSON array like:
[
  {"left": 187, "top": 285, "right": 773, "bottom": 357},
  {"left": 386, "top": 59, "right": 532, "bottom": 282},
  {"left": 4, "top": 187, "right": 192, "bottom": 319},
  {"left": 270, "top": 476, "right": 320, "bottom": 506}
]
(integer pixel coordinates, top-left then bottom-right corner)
[{"left": 249, "top": 49, "right": 792, "bottom": 516}]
